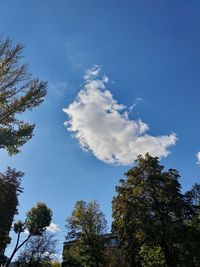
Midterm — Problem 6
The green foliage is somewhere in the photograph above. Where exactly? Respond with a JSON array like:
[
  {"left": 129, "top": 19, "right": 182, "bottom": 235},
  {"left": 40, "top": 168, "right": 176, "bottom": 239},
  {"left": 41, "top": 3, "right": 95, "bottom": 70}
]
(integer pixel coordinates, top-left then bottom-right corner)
[
  {"left": 64, "top": 200, "right": 107, "bottom": 267},
  {"left": 19, "top": 261, "right": 52, "bottom": 267},
  {"left": 51, "top": 261, "right": 61, "bottom": 267},
  {"left": 0, "top": 168, "right": 23, "bottom": 261},
  {"left": 13, "top": 220, "right": 25, "bottom": 234},
  {"left": 179, "top": 183, "right": 200, "bottom": 266},
  {"left": 63, "top": 242, "right": 83, "bottom": 267},
  {"left": 112, "top": 154, "right": 198, "bottom": 267},
  {"left": 139, "top": 245, "right": 166, "bottom": 267},
  {"left": 0, "top": 37, "right": 47, "bottom": 155},
  {"left": 104, "top": 248, "right": 126, "bottom": 267},
  {"left": 26, "top": 202, "right": 52, "bottom": 235}
]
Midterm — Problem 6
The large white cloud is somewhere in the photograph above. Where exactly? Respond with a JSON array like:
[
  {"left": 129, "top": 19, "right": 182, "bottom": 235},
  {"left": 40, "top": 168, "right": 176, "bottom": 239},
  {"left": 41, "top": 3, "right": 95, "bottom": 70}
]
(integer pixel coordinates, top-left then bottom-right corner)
[
  {"left": 63, "top": 66, "right": 177, "bottom": 165},
  {"left": 46, "top": 223, "right": 61, "bottom": 233}
]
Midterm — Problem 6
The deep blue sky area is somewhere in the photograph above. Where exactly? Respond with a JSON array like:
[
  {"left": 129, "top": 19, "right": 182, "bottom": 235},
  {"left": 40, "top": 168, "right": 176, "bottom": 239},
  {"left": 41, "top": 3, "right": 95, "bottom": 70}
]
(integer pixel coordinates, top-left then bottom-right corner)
[{"left": 1, "top": 0, "right": 200, "bottom": 258}]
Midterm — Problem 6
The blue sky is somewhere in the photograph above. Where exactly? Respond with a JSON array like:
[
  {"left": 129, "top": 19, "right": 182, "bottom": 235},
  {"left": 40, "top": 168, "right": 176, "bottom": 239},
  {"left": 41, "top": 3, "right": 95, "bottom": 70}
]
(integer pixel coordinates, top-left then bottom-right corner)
[{"left": 1, "top": 0, "right": 200, "bottom": 258}]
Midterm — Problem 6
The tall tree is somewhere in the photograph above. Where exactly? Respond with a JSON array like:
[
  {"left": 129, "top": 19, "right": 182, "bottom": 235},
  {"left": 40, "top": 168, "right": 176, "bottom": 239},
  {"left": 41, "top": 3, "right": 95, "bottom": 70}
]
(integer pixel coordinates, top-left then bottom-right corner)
[
  {"left": 112, "top": 154, "right": 186, "bottom": 267},
  {"left": 5, "top": 202, "right": 52, "bottom": 267},
  {"left": 0, "top": 167, "right": 23, "bottom": 264},
  {"left": 64, "top": 200, "right": 108, "bottom": 267},
  {"left": 0, "top": 37, "right": 47, "bottom": 155},
  {"left": 180, "top": 184, "right": 200, "bottom": 266}
]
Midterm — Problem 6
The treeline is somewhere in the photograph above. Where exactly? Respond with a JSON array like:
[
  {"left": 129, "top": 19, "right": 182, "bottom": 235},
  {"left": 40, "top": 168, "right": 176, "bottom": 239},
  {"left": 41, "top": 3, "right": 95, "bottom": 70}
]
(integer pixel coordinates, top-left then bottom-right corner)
[
  {"left": 62, "top": 154, "right": 200, "bottom": 267},
  {"left": 1, "top": 154, "right": 200, "bottom": 266}
]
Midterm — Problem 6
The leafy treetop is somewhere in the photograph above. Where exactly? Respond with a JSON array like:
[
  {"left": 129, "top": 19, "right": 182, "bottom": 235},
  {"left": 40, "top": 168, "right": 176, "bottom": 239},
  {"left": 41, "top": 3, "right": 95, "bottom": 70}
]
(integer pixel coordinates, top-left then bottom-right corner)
[{"left": 0, "top": 37, "right": 47, "bottom": 155}]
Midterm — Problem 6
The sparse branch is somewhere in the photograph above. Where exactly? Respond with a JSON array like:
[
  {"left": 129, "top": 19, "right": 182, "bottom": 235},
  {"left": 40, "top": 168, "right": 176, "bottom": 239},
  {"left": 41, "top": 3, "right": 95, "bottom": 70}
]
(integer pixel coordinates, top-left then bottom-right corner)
[{"left": 5, "top": 233, "right": 31, "bottom": 267}]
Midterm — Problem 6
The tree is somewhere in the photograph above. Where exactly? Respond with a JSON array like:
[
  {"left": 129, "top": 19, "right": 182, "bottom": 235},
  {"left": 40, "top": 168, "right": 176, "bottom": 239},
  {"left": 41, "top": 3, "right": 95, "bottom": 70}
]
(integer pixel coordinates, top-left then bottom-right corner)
[
  {"left": 179, "top": 183, "right": 200, "bottom": 266},
  {"left": 5, "top": 202, "right": 52, "bottom": 267},
  {"left": 112, "top": 154, "right": 186, "bottom": 267},
  {"left": 51, "top": 262, "right": 61, "bottom": 267},
  {"left": 104, "top": 247, "right": 125, "bottom": 267},
  {"left": 63, "top": 200, "right": 108, "bottom": 267},
  {"left": 0, "top": 167, "right": 23, "bottom": 264},
  {"left": 0, "top": 37, "right": 47, "bottom": 155},
  {"left": 139, "top": 245, "right": 166, "bottom": 267},
  {"left": 17, "top": 232, "right": 58, "bottom": 267}
]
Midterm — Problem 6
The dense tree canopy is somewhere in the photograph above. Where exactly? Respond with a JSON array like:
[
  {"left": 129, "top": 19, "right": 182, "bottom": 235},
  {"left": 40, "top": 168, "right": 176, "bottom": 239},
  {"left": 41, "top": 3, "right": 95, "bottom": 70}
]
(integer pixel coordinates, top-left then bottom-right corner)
[
  {"left": 26, "top": 202, "right": 52, "bottom": 236},
  {"left": 0, "top": 37, "right": 47, "bottom": 155},
  {"left": 182, "top": 183, "right": 200, "bottom": 266},
  {"left": 64, "top": 200, "right": 108, "bottom": 267},
  {"left": 0, "top": 167, "right": 23, "bottom": 263},
  {"left": 112, "top": 154, "right": 200, "bottom": 267}
]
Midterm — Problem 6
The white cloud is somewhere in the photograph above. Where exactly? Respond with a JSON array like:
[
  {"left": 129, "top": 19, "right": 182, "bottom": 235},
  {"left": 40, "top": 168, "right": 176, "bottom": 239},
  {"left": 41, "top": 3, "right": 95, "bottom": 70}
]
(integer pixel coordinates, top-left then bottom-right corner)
[
  {"left": 24, "top": 229, "right": 30, "bottom": 235},
  {"left": 84, "top": 65, "right": 101, "bottom": 80},
  {"left": 128, "top": 97, "right": 142, "bottom": 113},
  {"left": 46, "top": 223, "right": 61, "bottom": 233},
  {"left": 196, "top": 152, "right": 200, "bottom": 164},
  {"left": 63, "top": 66, "right": 177, "bottom": 165}
]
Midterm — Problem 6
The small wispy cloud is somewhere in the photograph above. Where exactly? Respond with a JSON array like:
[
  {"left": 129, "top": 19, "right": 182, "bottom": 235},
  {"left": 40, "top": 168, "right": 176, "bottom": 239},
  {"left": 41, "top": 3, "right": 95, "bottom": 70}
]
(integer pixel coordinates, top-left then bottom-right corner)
[
  {"left": 49, "top": 81, "right": 68, "bottom": 98},
  {"left": 46, "top": 223, "right": 61, "bottom": 233},
  {"left": 63, "top": 65, "right": 177, "bottom": 165},
  {"left": 84, "top": 65, "right": 101, "bottom": 80},
  {"left": 128, "top": 97, "right": 142, "bottom": 113},
  {"left": 196, "top": 152, "right": 200, "bottom": 164},
  {"left": 63, "top": 39, "right": 88, "bottom": 70}
]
